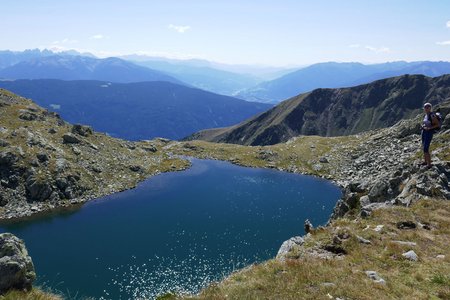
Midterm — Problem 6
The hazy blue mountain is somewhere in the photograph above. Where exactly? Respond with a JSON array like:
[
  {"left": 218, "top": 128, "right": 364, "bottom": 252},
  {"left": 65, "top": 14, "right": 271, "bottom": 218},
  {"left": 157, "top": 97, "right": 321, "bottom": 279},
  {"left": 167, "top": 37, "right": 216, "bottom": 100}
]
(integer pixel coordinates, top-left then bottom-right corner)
[
  {"left": 127, "top": 59, "right": 262, "bottom": 96},
  {"left": 189, "top": 74, "right": 450, "bottom": 145},
  {"left": 0, "top": 55, "right": 183, "bottom": 84},
  {"left": 121, "top": 54, "right": 296, "bottom": 79},
  {"left": 238, "top": 61, "right": 450, "bottom": 103},
  {"left": 0, "top": 79, "right": 271, "bottom": 140}
]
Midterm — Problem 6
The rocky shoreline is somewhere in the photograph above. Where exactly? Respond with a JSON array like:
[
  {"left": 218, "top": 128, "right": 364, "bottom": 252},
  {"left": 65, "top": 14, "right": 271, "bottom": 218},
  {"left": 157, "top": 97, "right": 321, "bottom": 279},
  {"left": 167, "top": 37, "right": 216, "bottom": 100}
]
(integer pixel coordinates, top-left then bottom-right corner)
[{"left": 0, "top": 90, "right": 191, "bottom": 222}]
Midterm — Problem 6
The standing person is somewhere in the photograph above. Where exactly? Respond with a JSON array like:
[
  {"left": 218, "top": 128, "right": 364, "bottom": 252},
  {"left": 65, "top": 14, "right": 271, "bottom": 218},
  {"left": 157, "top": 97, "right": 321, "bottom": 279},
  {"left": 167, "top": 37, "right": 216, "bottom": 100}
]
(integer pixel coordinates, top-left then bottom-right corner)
[{"left": 421, "top": 103, "right": 439, "bottom": 168}]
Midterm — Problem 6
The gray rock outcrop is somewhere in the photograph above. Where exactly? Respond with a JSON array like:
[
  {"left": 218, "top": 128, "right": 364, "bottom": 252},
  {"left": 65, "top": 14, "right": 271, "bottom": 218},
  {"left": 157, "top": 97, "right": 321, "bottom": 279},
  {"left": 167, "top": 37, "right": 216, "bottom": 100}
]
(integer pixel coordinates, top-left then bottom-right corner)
[
  {"left": 62, "top": 133, "right": 82, "bottom": 144},
  {"left": 330, "top": 117, "right": 450, "bottom": 220},
  {"left": 276, "top": 236, "right": 304, "bottom": 259},
  {"left": 0, "top": 233, "right": 36, "bottom": 294}
]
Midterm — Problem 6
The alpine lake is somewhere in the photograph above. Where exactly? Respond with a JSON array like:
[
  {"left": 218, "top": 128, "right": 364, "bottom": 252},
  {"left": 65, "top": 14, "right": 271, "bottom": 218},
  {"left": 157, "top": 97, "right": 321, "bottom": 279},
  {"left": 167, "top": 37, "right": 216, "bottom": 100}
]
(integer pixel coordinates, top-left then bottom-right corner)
[{"left": 0, "top": 158, "right": 341, "bottom": 299}]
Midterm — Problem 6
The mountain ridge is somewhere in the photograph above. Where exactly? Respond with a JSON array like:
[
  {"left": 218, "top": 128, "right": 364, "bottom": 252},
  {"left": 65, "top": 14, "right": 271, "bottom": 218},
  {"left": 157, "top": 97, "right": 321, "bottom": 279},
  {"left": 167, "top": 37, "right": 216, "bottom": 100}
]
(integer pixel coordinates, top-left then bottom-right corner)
[
  {"left": 189, "top": 74, "right": 450, "bottom": 145},
  {"left": 238, "top": 61, "right": 450, "bottom": 103},
  {"left": 0, "top": 55, "right": 183, "bottom": 84},
  {"left": 0, "top": 79, "right": 271, "bottom": 140}
]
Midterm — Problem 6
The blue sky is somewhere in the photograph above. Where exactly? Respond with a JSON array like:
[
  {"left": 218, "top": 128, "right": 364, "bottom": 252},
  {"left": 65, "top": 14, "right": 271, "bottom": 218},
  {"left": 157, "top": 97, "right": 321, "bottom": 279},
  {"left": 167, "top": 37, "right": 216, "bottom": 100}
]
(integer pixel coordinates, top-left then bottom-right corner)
[{"left": 2, "top": 0, "right": 450, "bottom": 66}]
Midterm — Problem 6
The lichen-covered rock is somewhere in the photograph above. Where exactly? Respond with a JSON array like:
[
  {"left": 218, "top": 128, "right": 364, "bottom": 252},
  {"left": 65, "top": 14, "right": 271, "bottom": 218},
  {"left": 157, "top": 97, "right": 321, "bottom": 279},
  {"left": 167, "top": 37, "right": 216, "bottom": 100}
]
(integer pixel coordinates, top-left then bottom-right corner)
[{"left": 0, "top": 233, "right": 36, "bottom": 294}]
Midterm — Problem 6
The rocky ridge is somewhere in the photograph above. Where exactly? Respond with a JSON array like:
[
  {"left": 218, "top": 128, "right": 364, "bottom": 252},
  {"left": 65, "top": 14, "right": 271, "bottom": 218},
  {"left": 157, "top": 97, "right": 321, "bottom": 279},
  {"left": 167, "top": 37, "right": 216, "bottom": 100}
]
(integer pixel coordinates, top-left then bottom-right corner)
[
  {"left": 0, "top": 89, "right": 189, "bottom": 220},
  {"left": 328, "top": 107, "right": 450, "bottom": 221}
]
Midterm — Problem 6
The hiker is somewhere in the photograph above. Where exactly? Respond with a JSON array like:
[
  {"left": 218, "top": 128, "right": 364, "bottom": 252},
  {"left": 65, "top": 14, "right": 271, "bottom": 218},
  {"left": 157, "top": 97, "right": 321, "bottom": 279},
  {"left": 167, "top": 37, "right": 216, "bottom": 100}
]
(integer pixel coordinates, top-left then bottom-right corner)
[{"left": 420, "top": 103, "right": 439, "bottom": 168}]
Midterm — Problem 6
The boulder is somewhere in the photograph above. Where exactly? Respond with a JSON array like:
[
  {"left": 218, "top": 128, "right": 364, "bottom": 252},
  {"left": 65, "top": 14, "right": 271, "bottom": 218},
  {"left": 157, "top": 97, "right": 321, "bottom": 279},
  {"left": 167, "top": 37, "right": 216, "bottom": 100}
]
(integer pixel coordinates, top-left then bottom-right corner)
[
  {"left": 18, "top": 110, "right": 38, "bottom": 121},
  {"left": 277, "top": 236, "right": 304, "bottom": 258},
  {"left": 359, "top": 195, "right": 370, "bottom": 207},
  {"left": 402, "top": 250, "right": 419, "bottom": 261},
  {"left": 396, "top": 221, "right": 416, "bottom": 230},
  {"left": 330, "top": 198, "right": 350, "bottom": 219},
  {"left": 72, "top": 124, "right": 93, "bottom": 137},
  {"left": 36, "top": 152, "right": 49, "bottom": 162},
  {"left": 129, "top": 165, "right": 142, "bottom": 172},
  {"left": 365, "top": 271, "right": 386, "bottom": 284},
  {"left": 0, "top": 233, "right": 36, "bottom": 294},
  {"left": 304, "top": 219, "right": 313, "bottom": 233},
  {"left": 368, "top": 179, "right": 390, "bottom": 202},
  {"left": 142, "top": 145, "right": 157, "bottom": 152},
  {"left": 62, "top": 133, "right": 82, "bottom": 144},
  {"left": 319, "top": 157, "right": 329, "bottom": 163},
  {"left": 0, "top": 151, "right": 18, "bottom": 166},
  {"left": 25, "top": 175, "right": 53, "bottom": 201}
]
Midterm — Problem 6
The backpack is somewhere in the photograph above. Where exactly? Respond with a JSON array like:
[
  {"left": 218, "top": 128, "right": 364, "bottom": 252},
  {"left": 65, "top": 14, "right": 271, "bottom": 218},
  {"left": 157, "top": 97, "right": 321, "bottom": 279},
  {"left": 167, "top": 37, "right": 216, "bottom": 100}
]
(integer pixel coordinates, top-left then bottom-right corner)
[{"left": 428, "top": 112, "right": 442, "bottom": 132}]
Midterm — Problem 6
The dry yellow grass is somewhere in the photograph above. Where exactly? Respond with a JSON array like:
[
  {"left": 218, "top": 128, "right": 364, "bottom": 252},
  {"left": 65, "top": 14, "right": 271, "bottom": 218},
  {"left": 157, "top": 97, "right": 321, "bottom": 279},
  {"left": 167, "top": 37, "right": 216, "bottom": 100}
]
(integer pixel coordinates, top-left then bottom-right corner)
[{"left": 0, "top": 288, "right": 62, "bottom": 300}]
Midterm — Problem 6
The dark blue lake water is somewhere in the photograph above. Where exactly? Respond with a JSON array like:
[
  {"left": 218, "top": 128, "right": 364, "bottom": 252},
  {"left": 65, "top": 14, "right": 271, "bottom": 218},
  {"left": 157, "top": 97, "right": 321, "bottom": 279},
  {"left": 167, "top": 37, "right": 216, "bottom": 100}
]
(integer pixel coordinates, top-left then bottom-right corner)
[{"left": 0, "top": 158, "right": 341, "bottom": 299}]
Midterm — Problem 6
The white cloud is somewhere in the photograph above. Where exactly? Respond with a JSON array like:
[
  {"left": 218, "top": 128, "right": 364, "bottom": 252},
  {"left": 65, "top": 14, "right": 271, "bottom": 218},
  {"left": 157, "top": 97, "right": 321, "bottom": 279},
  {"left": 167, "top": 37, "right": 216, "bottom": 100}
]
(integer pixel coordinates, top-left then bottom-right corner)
[
  {"left": 436, "top": 40, "right": 450, "bottom": 45},
  {"left": 168, "top": 24, "right": 191, "bottom": 33},
  {"left": 90, "top": 34, "right": 105, "bottom": 40},
  {"left": 446, "top": 20, "right": 450, "bottom": 28}
]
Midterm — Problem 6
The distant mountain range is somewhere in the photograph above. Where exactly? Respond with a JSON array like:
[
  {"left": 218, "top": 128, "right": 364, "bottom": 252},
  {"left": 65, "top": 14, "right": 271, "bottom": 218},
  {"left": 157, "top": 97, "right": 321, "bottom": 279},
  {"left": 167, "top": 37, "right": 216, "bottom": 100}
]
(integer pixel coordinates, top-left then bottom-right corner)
[
  {"left": 3, "top": 50, "right": 450, "bottom": 103},
  {"left": 188, "top": 74, "right": 450, "bottom": 145},
  {"left": 237, "top": 61, "right": 450, "bottom": 103},
  {"left": 0, "top": 48, "right": 96, "bottom": 69},
  {"left": 0, "top": 55, "right": 182, "bottom": 84},
  {"left": 125, "top": 58, "right": 262, "bottom": 96},
  {"left": 0, "top": 79, "right": 271, "bottom": 140},
  {"left": 0, "top": 50, "right": 293, "bottom": 96}
]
